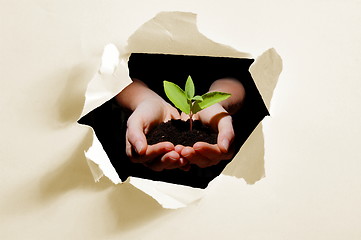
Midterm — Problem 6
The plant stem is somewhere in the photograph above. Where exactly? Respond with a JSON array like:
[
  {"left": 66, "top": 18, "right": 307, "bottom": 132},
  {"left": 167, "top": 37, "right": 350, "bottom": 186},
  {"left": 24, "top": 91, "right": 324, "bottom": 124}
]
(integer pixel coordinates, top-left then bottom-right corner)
[{"left": 189, "top": 112, "right": 193, "bottom": 131}]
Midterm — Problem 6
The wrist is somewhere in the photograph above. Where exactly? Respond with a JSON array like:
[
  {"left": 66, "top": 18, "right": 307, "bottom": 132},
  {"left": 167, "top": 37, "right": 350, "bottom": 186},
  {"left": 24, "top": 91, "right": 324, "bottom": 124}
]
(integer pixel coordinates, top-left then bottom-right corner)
[
  {"left": 115, "top": 79, "right": 162, "bottom": 111},
  {"left": 209, "top": 78, "right": 246, "bottom": 115}
]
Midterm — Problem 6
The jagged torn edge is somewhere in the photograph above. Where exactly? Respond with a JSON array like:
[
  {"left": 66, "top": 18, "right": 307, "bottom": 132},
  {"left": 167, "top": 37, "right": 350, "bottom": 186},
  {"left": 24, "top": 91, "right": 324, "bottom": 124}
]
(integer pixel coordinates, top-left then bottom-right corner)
[
  {"left": 81, "top": 43, "right": 126, "bottom": 184},
  {"left": 79, "top": 12, "right": 282, "bottom": 209}
]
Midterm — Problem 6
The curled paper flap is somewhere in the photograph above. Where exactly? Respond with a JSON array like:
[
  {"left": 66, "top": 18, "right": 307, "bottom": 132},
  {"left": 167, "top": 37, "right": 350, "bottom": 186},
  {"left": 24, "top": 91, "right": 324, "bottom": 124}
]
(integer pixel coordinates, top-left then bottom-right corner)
[
  {"left": 80, "top": 43, "right": 132, "bottom": 119},
  {"left": 250, "top": 48, "right": 283, "bottom": 110},
  {"left": 222, "top": 48, "right": 283, "bottom": 183},
  {"left": 81, "top": 11, "right": 281, "bottom": 208},
  {"left": 84, "top": 129, "right": 121, "bottom": 184},
  {"left": 100, "top": 43, "right": 120, "bottom": 75},
  {"left": 80, "top": 43, "right": 131, "bottom": 185}
]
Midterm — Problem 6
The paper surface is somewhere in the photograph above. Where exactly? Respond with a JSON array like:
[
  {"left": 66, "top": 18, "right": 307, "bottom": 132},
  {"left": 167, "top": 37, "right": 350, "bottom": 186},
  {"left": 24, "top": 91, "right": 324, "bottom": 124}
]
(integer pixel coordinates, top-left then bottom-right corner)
[
  {"left": 3, "top": 1, "right": 361, "bottom": 239},
  {"left": 81, "top": 11, "right": 281, "bottom": 208}
]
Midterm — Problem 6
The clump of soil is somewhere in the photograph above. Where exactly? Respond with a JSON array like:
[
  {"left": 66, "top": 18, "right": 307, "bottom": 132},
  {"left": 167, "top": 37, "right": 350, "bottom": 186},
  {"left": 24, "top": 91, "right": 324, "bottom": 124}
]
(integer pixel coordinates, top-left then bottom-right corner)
[{"left": 146, "top": 119, "right": 217, "bottom": 146}]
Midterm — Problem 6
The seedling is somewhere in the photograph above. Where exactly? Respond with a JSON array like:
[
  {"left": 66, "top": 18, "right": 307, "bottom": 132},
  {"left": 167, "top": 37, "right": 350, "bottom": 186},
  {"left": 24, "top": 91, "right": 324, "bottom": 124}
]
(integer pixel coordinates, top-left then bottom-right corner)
[{"left": 164, "top": 76, "right": 231, "bottom": 131}]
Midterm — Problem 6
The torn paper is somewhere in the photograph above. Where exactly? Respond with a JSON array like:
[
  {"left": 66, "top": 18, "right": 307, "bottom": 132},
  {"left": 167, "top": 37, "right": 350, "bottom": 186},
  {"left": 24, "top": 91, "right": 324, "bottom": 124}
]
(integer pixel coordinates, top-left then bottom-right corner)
[
  {"left": 223, "top": 48, "right": 283, "bottom": 182},
  {"left": 128, "top": 177, "right": 205, "bottom": 209},
  {"left": 80, "top": 43, "right": 132, "bottom": 118},
  {"left": 79, "top": 11, "right": 282, "bottom": 208}
]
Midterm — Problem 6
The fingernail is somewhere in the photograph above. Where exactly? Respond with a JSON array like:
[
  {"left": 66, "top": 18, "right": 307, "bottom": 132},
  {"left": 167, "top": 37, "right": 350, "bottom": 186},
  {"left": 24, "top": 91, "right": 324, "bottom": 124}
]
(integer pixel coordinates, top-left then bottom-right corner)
[
  {"left": 135, "top": 141, "right": 143, "bottom": 154},
  {"left": 165, "top": 145, "right": 174, "bottom": 151},
  {"left": 222, "top": 139, "right": 229, "bottom": 151},
  {"left": 183, "top": 153, "right": 191, "bottom": 158}
]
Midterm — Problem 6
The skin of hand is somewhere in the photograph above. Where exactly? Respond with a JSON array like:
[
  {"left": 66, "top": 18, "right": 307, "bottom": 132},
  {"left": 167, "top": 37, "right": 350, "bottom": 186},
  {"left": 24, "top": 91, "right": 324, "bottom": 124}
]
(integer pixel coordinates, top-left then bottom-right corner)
[
  {"left": 180, "top": 103, "right": 235, "bottom": 168},
  {"left": 116, "top": 79, "right": 189, "bottom": 171},
  {"left": 116, "top": 78, "right": 245, "bottom": 171},
  {"left": 179, "top": 78, "right": 246, "bottom": 168},
  {"left": 125, "top": 98, "right": 191, "bottom": 171}
]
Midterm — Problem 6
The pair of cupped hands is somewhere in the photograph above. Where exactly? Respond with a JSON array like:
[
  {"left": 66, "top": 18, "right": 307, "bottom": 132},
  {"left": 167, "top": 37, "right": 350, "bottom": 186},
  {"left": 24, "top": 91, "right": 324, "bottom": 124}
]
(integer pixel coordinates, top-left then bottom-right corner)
[{"left": 125, "top": 96, "right": 235, "bottom": 171}]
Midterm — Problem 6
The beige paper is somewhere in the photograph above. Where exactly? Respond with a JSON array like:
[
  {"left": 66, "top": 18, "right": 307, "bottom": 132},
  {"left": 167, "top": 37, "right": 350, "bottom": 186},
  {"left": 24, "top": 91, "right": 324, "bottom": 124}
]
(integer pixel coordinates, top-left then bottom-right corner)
[
  {"left": 3, "top": 2, "right": 361, "bottom": 238},
  {"left": 223, "top": 48, "right": 283, "bottom": 182},
  {"left": 81, "top": 11, "right": 281, "bottom": 208}
]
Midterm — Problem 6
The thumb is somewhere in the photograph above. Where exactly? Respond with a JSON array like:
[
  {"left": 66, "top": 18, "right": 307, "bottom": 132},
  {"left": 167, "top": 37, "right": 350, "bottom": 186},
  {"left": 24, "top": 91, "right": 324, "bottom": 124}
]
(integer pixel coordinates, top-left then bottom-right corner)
[
  {"left": 126, "top": 115, "right": 148, "bottom": 155},
  {"left": 217, "top": 115, "right": 234, "bottom": 153}
]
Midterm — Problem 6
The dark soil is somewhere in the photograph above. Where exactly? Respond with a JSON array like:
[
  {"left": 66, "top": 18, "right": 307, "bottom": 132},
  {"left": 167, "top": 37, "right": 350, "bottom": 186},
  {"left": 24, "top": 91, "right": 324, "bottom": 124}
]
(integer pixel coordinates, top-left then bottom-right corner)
[{"left": 146, "top": 119, "right": 217, "bottom": 146}]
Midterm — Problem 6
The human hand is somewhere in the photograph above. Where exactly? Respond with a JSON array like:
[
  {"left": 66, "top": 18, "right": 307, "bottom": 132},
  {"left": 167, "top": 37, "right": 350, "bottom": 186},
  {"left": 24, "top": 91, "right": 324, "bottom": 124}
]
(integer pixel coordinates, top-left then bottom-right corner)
[
  {"left": 125, "top": 97, "right": 189, "bottom": 171},
  {"left": 180, "top": 103, "right": 235, "bottom": 168}
]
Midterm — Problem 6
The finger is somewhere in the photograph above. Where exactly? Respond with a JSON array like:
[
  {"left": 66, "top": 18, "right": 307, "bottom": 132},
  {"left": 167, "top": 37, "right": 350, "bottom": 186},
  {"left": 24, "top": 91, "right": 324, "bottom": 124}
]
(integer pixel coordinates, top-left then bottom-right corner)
[
  {"left": 181, "top": 146, "right": 195, "bottom": 158},
  {"left": 175, "top": 145, "right": 189, "bottom": 168},
  {"left": 216, "top": 115, "right": 235, "bottom": 153},
  {"left": 126, "top": 131, "right": 145, "bottom": 160},
  {"left": 194, "top": 142, "right": 234, "bottom": 162},
  {"left": 145, "top": 150, "right": 181, "bottom": 171},
  {"left": 163, "top": 150, "right": 190, "bottom": 170},
  {"left": 130, "top": 142, "right": 174, "bottom": 164},
  {"left": 126, "top": 115, "right": 148, "bottom": 156},
  {"left": 181, "top": 146, "right": 212, "bottom": 168},
  {"left": 194, "top": 142, "right": 223, "bottom": 167},
  {"left": 175, "top": 145, "right": 185, "bottom": 154},
  {"left": 180, "top": 112, "right": 189, "bottom": 121},
  {"left": 168, "top": 105, "right": 182, "bottom": 120},
  {"left": 194, "top": 142, "right": 222, "bottom": 157}
]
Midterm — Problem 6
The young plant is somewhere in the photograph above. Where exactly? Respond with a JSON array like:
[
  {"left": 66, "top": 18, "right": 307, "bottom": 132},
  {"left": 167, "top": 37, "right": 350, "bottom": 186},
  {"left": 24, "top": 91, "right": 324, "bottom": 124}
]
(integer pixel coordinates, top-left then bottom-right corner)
[{"left": 163, "top": 75, "right": 231, "bottom": 131}]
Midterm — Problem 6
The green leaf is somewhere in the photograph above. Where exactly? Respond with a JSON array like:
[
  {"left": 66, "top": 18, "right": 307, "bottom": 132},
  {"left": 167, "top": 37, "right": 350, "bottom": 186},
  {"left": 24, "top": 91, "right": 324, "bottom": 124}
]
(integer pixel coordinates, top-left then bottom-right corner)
[
  {"left": 192, "top": 95, "right": 203, "bottom": 101},
  {"left": 185, "top": 76, "right": 195, "bottom": 99},
  {"left": 196, "top": 92, "right": 231, "bottom": 111},
  {"left": 163, "top": 81, "right": 190, "bottom": 114},
  {"left": 191, "top": 100, "right": 203, "bottom": 114}
]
